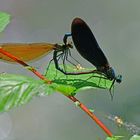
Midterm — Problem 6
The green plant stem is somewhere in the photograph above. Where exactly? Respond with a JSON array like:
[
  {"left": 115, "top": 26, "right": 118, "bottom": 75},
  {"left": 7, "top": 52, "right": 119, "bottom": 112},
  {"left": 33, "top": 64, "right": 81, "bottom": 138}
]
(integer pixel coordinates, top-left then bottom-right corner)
[
  {"left": 67, "top": 95, "right": 113, "bottom": 137},
  {"left": 0, "top": 48, "right": 52, "bottom": 84}
]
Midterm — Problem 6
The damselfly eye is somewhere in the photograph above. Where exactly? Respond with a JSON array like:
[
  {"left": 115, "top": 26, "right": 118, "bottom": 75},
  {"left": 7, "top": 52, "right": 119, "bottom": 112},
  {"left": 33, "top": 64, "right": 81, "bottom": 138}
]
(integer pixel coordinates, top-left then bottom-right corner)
[{"left": 116, "top": 75, "right": 122, "bottom": 83}]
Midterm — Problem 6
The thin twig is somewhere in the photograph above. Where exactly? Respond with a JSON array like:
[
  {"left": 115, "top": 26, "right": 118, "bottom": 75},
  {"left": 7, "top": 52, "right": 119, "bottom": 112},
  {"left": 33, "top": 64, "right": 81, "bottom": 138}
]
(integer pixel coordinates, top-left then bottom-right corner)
[
  {"left": 0, "top": 47, "right": 113, "bottom": 137},
  {"left": 67, "top": 95, "right": 113, "bottom": 137}
]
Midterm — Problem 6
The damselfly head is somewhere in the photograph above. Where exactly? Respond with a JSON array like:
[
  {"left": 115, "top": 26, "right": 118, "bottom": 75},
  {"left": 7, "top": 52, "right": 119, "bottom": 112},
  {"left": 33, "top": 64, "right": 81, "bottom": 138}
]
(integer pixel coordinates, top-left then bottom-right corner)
[
  {"left": 115, "top": 74, "right": 122, "bottom": 83},
  {"left": 105, "top": 67, "right": 122, "bottom": 84}
]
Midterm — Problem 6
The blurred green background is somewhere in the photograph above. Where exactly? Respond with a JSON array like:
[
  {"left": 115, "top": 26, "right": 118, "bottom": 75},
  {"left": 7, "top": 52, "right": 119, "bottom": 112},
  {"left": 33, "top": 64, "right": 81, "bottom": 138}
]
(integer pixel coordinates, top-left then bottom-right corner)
[{"left": 0, "top": 0, "right": 140, "bottom": 140}]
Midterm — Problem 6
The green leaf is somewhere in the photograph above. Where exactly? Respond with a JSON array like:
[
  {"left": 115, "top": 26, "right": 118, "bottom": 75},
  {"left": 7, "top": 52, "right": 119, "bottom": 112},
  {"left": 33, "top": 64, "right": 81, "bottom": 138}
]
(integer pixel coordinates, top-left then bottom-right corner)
[
  {"left": 0, "top": 73, "right": 53, "bottom": 112},
  {"left": 106, "top": 136, "right": 124, "bottom": 140},
  {"left": 0, "top": 64, "right": 114, "bottom": 112},
  {"left": 0, "top": 11, "right": 11, "bottom": 32},
  {"left": 130, "top": 135, "right": 140, "bottom": 140},
  {"left": 45, "top": 64, "right": 113, "bottom": 96}
]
